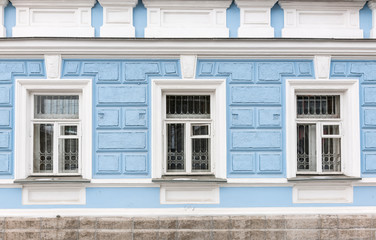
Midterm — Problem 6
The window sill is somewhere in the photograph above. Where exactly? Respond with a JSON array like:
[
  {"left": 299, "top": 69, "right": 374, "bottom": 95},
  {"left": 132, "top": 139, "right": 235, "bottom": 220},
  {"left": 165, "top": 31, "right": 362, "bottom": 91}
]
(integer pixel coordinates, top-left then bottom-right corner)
[
  {"left": 14, "top": 176, "right": 91, "bottom": 184},
  {"left": 288, "top": 175, "right": 361, "bottom": 182},
  {"left": 152, "top": 175, "right": 227, "bottom": 183}
]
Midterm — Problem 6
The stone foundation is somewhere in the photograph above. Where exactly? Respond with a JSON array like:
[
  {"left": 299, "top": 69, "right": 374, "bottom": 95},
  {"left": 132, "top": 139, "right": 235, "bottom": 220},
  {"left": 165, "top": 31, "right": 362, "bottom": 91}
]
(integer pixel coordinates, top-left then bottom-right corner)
[{"left": 0, "top": 215, "right": 375, "bottom": 240}]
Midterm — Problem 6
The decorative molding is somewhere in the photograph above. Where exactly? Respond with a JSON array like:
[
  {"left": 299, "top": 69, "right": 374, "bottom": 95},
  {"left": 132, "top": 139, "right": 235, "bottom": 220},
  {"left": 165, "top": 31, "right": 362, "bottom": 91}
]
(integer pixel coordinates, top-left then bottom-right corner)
[
  {"left": 142, "top": 0, "right": 231, "bottom": 38},
  {"left": 22, "top": 185, "right": 86, "bottom": 205},
  {"left": 368, "top": 1, "right": 376, "bottom": 38},
  {"left": 180, "top": 55, "right": 197, "bottom": 79},
  {"left": 160, "top": 184, "right": 219, "bottom": 204},
  {"left": 98, "top": 0, "right": 138, "bottom": 37},
  {"left": 44, "top": 55, "right": 61, "bottom": 79},
  {"left": 10, "top": 0, "right": 95, "bottom": 37},
  {"left": 279, "top": 0, "right": 365, "bottom": 38},
  {"left": 293, "top": 183, "right": 353, "bottom": 203},
  {"left": 314, "top": 55, "right": 331, "bottom": 79},
  {"left": 0, "top": 0, "right": 8, "bottom": 37},
  {"left": 235, "top": 0, "right": 277, "bottom": 38}
]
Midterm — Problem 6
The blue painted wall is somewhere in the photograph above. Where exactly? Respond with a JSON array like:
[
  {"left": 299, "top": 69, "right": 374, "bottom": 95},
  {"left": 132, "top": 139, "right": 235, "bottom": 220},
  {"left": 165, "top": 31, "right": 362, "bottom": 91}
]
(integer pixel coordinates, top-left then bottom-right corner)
[
  {"left": 134, "top": 0, "right": 147, "bottom": 38},
  {"left": 271, "top": 3, "right": 284, "bottom": 38},
  {"left": 226, "top": 1, "right": 240, "bottom": 38},
  {"left": 0, "top": 60, "right": 45, "bottom": 178},
  {"left": 91, "top": 1, "right": 103, "bottom": 37},
  {"left": 4, "top": 2, "right": 16, "bottom": 38},
  {"left": 62, "top": 60, "right": 181, "bottom": 178},
  {"left": 360, "top": 3, "right": 372, "bottom": 39}
]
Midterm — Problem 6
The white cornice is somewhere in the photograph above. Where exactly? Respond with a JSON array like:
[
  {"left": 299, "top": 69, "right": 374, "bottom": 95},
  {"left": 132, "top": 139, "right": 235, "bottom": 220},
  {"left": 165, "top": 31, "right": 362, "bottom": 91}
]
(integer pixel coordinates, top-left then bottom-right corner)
[
  {"left": 98, "top": 0, "right": 138, "bottom": 7},
  {"left": 235, "top": 0, "right": 277, "bottom": 8},
  {"left": 10, "top": 0, "right": 96, "bottom": 7},
  {"left": 142, "top": 0, "right": 232, "bottom": 9},
  {"left": 1, "top": 39, "right": 376, "bottom": 58},
  {"left": 279, "top": 0, "right": 366, "bottom": 9}
]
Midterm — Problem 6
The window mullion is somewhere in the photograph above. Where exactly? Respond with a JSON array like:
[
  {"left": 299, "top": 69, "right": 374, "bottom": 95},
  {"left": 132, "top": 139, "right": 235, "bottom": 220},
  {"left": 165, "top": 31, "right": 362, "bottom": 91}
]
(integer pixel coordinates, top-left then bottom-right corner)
[
  {"left": 186, "top": 123, "right": 192, "bottom": 173},
  {"left": 53, "top": 122, "right": 59, "bottom": 174},
  {"left": 317, "top": 122, "right": 322, "bottom": 174}
]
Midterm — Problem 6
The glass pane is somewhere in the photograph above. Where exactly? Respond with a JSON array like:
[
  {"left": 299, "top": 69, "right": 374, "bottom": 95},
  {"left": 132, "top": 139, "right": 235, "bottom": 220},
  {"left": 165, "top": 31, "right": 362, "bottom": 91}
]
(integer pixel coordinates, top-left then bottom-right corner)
[
  {"left": 297, "top": 124, "right": 317, "bottom": 172},
  {"left": 166, "top": 95, "right": 210, "bottom": 119},
  {"left": 323, "top": 125, "right": 340, "bottom": 135},
  {"left": 60, "top": 126, "right": 78, "bottom": 136},
  {"left": 192, "top": 138, "right": 210, "bottom": 172},
  {"left": 192, "top": 125, "right": 209, "bottom": 136},
  {"left": 59, "top": 139, "right": 79, "bottom": 173},
  {"left": 33, "top": 124, "right": 53, "bottom": 173},
  {"left": 297, "top": 95, "right": 340, "bottom": 118},
  {"left": 167, "top": 123, "right": 185, "bottom": 172},
  {"left": 322, "top": 138, "right": 341, "bottom": 172},
  {"left": 34, "top": 95, "right": 79, "bottom": 119}
]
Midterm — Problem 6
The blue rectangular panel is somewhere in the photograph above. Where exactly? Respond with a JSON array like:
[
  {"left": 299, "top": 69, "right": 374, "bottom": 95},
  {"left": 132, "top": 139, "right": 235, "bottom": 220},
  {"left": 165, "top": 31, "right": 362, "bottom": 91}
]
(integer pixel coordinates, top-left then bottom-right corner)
[
  {"left": 97, "top": 154, "right": 121, "bottom": 174},
  {"left": 98, "top": 132, "right": 146, "bottom": 150},
  {"left": 231, "top": 153, "right": 255, "bottom": 173},
  {"left": 364, "top": 153, "right": 376, "bottom": 173},
  {"left": 231, "top": 108, "right": 253, "bottom": 127},
  {"left": 364, "top": 131, "right": 376, "bottom": 150},
  {"left": 124, "top": 154, "right": 147, "bottom": 173},
  {"left": 0, "top": 153, "right": 10, "bottom": 174},
  {"left": 0, "top": 109, "right": 10, "bottom": 127},
  {"left": 364, "top": 108, "right": 376, "bottom": 127},
  {"left": 257, "top": 108, "right": 282, "bottom": 128},
  {"left": 0, "top": 86, "right": 10, "bottom": 105},
  {"left": 124, "top": 108, "right": 147, "bottom": 127},
  {"left": 231, "top": 86, "right": 280, "bottom": 104},
  {"left": 98, "top": 86, "right": 147, "bottom": 104},
  {"left": 364, "top": 87, "right": 376, "bottom": 105},
  {"left": 232, "top": 131, "right": 281, "bottom": 149},
  {"left": 0, "top": 132, "right": 10, "bottom": 149},
  {"left": 97, "top": 108, "right": 120, "bottom": 128},
  {"left": 258, "top": 153, "right": 282, "bottom": 173}
]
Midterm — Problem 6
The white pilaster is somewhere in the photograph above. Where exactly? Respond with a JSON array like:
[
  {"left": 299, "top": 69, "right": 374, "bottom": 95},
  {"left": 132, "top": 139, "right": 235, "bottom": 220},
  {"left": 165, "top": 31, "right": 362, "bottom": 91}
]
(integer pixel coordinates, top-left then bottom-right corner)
[
  {"left": 0, "top": 0, "right": 8, "bottom": 37},
  {"left": 235, "top": 0, "right": 277, "bottom": 38}
]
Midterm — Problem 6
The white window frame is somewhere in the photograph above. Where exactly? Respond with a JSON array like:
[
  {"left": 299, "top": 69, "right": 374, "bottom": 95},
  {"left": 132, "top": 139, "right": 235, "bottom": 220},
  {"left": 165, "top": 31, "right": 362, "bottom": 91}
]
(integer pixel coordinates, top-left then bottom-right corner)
[
  {"left": 15, "top": 79, "right": 92, "bottom": 180},
  {"left": 286, "top": 79, "right": 360, "bottom": 178},
  {"left": 152, "top": 79, "right": 226, "bottom": 179}
]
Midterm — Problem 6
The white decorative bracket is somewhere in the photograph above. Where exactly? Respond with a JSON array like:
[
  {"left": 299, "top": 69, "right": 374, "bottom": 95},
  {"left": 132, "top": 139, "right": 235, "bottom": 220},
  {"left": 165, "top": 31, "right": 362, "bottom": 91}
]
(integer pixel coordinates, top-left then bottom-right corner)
[
  {"left": 11, "top": 0, "right": 95, "bottom": 37},
  {"left": 369, "top": 1, "right": 376, "bottom": 38},
  {"left": 143, "top": 0, "right": 232, "bottom": 38},
  {"left": 180, "top": 55, "right": 197, "bottom": 79},
  {"left": 314, "top": 55, "right": 331, "bottom": 79},
  {"left": 98, "top": 0, "right": 138, "bottom": 37},
  {"left": 235, "top": 0, "right": 277, "bottom": 38},
  {"left": 44, "top": 55, "right": 62, "bottom": 79},
  {"left": 0, "top": 0, "right": 8, "bottom": 37}
]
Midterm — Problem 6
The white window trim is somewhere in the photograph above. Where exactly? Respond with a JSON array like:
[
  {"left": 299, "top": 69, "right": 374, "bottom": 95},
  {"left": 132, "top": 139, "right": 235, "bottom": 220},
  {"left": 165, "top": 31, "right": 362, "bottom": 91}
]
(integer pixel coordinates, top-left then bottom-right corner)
[
  {"left": 286, "top": 79, "right": 360, "bottom": 178},
  {"left": 15, "top": 79, "right": 92, "bottom": 180},
  {"left": 151, "top": 79, "right": 226, "bottom": 179}
]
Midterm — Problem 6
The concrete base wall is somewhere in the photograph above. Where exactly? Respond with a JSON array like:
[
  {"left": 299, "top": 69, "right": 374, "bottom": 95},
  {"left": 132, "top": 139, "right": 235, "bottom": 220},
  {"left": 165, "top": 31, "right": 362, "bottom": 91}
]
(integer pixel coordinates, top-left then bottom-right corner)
[{"left": 0, "top": 215, "right": 375, "bottom": 240}]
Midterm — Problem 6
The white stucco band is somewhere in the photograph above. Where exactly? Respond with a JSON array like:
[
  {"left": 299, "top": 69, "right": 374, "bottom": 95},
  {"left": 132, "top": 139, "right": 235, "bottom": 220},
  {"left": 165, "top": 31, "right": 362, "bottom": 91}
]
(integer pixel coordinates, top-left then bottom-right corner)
[
  {"left": 143, "top": 0, "right": 232, "bottom": 38},
  {"left": 98, "top": 0, "right": 138, "bottom": 37},
  {"left": 235, "top": 0, "right": 277, "bottom": 38},
  {"left": 10, "top": 0, "right": 96, "bottom": 37},
  {"left": 279, "top": 0, "right": 366, "bottom": 38}
]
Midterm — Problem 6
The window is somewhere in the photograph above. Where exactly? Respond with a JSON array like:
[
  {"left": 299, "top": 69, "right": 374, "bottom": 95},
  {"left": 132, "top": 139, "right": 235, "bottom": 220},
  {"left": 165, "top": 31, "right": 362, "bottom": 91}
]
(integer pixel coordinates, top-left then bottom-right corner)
[
  {"left": 286, "top": 79, "right": 360, "bottom": 178},
  {"left": 15, "top": 79, "right": 92, "bottom": 180},
  {"left": 165, "top": 95, "right": 212, "bottom": 174},
  {"left": 152, "top": 79, "right": 226, "bottom": 179}
]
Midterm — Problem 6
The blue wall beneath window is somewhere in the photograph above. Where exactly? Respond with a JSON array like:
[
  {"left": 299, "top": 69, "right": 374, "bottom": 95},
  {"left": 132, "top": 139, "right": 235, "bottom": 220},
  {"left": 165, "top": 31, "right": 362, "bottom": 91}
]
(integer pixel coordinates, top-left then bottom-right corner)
[
  {"left": 62, "top": 60, "right": 181, "bottom": 178},
  {"left": 197, "top": 60, "right": 315, "bottom": 178},
  {"left": 0, "top": 60, "right": 45, "bottom": 178}
]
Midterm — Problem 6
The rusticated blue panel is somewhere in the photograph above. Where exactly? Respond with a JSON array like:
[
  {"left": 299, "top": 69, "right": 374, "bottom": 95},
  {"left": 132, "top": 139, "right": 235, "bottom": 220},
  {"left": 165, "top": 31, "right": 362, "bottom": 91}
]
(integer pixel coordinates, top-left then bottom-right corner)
[
  {"left": 124, "top": 154, "right": 147, "bottom": 173},
  {"left": 97, "top": 154, "right": 121, "bottom": 174},
  {"left": 124, "top": 63, "right": 159, "bottom": 81},
  {"left": 218, "top": 63, "right": 253, "bottom": 81},
  {"left": 364, "top": 153, "right": 376, "bottom": 173},
  {"left": 200, "top": 63, "right": 214, "bottom": 75},
  {"left": 98, "top": 132, "right": 146, "bottom": 150},
  {"left": 0, "top": 153, "right": 10, "bottom": 174},
  {"left": 97, "top": 108, "right": 120, "bottom": 128},
  {"left": 163, "top": 62, "right": 178, "bottom": 75},
  {"left": 363, "top": 87, "right": 376, "bottom": 105},
  {"left": 0, "top": 86, "right": 11, "bottom": 105},
  {"left": 97, "top": 86, "right": 147, "bottom": 104},
  {"left": 64, "top": 62, "right": 81, "bottom": 75},
  {"left": 231, "top": 86, "right": 280, "bottom": 104},
  {"left": 257, "top": 63, "right": 294, "bottom": 81},
  {"left": 364, "top": 131, "right": 376, "bottom": 150},
  {"left": 83, "top": 63, "right": 120, "bottom": 82},
  {"left": 231, "top": 153, "right": 255, "bottom": 173},
  {"left": 298, "top": 63, "right": 311, "bottom": 76},
  {"left": 257, "top": 108, "right": 281, "bottom": 128},
  {"left": 0, "top": 109, "right": 11, "bottom": 128},
  {"left": 332, "top": 62, "right": 347, "bottom": 75},
  {"left": 364, "top": 108, "right": 376, "bottom": 127},
  {"left": 0, "top": 63, "right": 24, "bottom": 80},
  {"left": 0, "top": 132, "right": 10, "bottom": 149},
  {"left": 231, "top": 108, "right": 253, "bottom": 127},
  {"left": 350, "top": 63, "right": 376, "bottom": 81},
  {"left": 232, "top": 131, "right": 281, "bottom": 149},
  {"left": 259, "top": 153, "right": 282, "bottom": 172},
  {"left": 124, "top": 108, "right": 147, "bottom": 127}
]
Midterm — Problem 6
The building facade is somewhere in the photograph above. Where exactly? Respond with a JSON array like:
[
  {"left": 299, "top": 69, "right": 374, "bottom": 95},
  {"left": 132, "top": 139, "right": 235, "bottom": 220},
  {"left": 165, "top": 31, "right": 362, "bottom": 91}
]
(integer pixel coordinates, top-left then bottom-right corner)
[{"left": 0, "top": 0, "right": 376, "bottom": 239}]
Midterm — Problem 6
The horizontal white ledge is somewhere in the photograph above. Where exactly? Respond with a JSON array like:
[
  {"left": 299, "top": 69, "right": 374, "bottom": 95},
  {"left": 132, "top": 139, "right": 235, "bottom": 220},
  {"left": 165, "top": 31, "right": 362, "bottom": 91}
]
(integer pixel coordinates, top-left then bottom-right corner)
[
  {"left": 1, "top": 206, "right": 376, "bottom": 217},
  {"left": 0, "top": 38, "right": 376, "bottom": 57}
]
